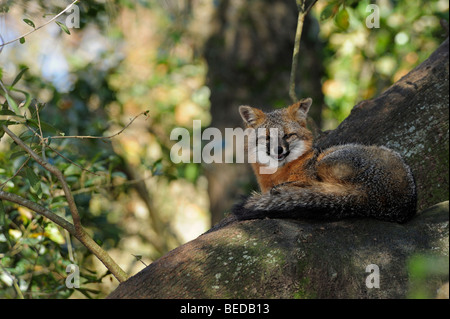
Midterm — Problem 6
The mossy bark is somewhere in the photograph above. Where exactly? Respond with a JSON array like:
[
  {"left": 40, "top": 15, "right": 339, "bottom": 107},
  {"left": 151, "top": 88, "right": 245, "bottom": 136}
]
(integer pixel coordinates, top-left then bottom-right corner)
[
  {"left": 108, "top": 202, "right": 448, "bottom": 298},
  {"left": 108, "top": 38, "right": 449, "bottom": 299}
]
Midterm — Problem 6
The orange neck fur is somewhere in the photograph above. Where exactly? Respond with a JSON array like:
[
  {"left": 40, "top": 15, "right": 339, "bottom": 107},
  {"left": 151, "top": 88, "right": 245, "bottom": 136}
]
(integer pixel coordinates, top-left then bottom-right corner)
[{"left": 251, "top": 148, "right": 315, "bottom": 193}]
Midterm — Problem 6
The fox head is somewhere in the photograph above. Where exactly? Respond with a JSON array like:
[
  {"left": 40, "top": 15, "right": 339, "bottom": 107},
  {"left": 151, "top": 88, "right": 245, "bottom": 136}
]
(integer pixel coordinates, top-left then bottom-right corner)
[{"left": 239, "top": 98, "right": 314, "bottom": 169}]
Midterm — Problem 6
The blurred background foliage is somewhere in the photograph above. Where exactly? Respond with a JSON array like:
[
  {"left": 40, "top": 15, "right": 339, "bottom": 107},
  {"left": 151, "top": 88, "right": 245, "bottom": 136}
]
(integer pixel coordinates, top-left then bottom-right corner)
[
  {"left": 316, "top": 0, "right": 448, "bottom": 128},
  {"left": 0, "top": 0, "right": 447, "bottom": 298}
]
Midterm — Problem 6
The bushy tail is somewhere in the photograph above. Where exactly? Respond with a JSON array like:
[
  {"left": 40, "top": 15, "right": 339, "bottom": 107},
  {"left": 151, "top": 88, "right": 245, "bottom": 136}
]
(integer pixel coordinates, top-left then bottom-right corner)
[{"left": 232, "top": 185, "right": 366, "bottom": 221}]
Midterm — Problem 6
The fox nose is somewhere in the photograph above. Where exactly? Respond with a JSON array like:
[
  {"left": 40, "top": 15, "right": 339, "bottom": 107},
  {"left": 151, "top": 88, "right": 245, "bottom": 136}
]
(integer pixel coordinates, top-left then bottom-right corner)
[{"left": 277, "top": 146, "right": 284, "bottom": 155}]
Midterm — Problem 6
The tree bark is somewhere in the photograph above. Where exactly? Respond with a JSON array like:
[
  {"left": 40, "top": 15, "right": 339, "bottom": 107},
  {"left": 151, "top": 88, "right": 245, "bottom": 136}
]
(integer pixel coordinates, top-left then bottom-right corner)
[{"left": 108, "top": 38, "right": 449, "bottom": 299}]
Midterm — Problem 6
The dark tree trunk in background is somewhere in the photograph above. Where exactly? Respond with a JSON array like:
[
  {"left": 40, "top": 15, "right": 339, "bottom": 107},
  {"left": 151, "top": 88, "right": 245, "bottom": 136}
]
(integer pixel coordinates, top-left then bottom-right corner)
[
  {"left": 203, "top": 0, "right": 325, "bottom": 225},
  {"left": 108, "top": 38, "right": 449, "bottom": 299}
]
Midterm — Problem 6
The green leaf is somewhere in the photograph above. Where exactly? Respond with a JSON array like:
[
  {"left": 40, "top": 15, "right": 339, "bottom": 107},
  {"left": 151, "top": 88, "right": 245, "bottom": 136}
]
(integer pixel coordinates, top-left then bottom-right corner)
[
  {"left": 4, "top": 93, "right": 20, "bottom": 115},
  {"left": 44, "top": 223, "right": 65, "bottom": 244},
  {"left": 9, "top": 150, "right": 27, "bottom": 160},
  {"left": 25, "top": 167, "right": 40, "bottom": 189},
  {"left": 26, "top": 118, "right": 59, "bottom": 134},
  {"left": 0, "top": 109, "right": 17, "bottom": 116},
  {"left": 25, "top": 167, "right": 42, "bottom": 198},
  {"left": 184, "top": 163, "right": 198, "bottom": 182},
  {"left": 55, "top": 21, "right": 70, "bottom": 35},
  {"left": 23, "top": 19, "right": 35, "bottom": 28},
  {"left": 11, "top": 88, "right": 31, "bottom": 111},
  {"left": 335, "top": 8, "right": 350, "bottom": 30},
  {"left": 64, "top": 164, "right": 82, "bottom": 177},
  {"left": 19, "top": 37, "right": 25, "bottom": 44},
  {"left": 10, "top": 67, "right": 29, "bottom": 88},
  {"left": 0, "top": 120, "right": 19, "bottom": 127},
  {"left": 320, "top": 2, "right": 339, "bottom": 21}
]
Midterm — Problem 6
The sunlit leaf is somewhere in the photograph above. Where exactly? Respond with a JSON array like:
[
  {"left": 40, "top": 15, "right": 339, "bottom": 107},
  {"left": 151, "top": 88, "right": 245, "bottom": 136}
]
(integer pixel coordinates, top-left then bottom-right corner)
[
  {"left": 45, "top": 223, "right": 65, "bottom": 244},
  {"left": 4, "top": 93, "right": 20, "bottom": 115},
  {"left": 11, "top": 88, "right": 32, "bottom": 111},
  {"left": 184, "top": 163, "right": 199, "bottom": 182},
  {"left": 18, "top": 206, "right": 33, "bottom": 221},
  {"left": 335, "top": 8, "right": 350, "bottom": 30},
  {"left": 55, "top": 21, "right": 71, "bottom": 35},
  {"left": 9, "top": 229, "right": 22, "bottom": 239}
]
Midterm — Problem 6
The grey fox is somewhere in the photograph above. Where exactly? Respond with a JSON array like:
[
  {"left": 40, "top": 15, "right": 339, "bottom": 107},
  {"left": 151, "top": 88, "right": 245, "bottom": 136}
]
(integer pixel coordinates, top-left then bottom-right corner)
[{"left": 233, "top": 98, "right": 417, "bottom": 223}]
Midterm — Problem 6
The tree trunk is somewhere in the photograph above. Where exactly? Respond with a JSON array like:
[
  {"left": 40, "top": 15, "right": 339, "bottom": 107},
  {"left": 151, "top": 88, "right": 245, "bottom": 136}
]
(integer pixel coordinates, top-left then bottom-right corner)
[{"left": 108, "top": 38, "right": 449, "bottom": 299}]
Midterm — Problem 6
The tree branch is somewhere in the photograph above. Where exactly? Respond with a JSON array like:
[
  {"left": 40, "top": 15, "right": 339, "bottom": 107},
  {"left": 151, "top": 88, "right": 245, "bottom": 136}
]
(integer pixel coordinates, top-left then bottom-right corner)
[
  {"left": 2, "top": 125, "right": 83, "bottom": 235},
  {"left": 49, "top": 110, "right": 149, "bottom": 140},
  {"left": 0, "top": 189, "right": 128, "bottom": 283},
  {"left": 0, "top": 125, "right": 129, "bottom": 283},
  {"left": 0, "top": 0, "right": 78, "bottom": 49},
  {"left": 0, "top": 190, "right": 76, "bottom": 235}
]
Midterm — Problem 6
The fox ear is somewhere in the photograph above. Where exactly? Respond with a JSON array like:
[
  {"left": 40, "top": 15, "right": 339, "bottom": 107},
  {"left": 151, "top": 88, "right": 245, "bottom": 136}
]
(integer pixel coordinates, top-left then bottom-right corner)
[
  {"left": 289, "top": 98, "right": 312, "bottom": 119},
  {"left": 239, "top": 105, "right": 265, "bottom": 127}
]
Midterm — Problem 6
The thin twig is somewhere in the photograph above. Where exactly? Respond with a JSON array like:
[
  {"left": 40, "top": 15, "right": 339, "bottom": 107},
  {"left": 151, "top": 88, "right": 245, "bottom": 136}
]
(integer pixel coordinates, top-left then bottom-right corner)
[
  {"left": 304, "top": 0, "right": 318, "bottom": 14},
  {"left": 0, "top": 79, "right": 13, "bottom": 110},
  {"left": 0, "top": 79, "right": 8, "bottom": 93},
  {"left": 0, "top": 156, "right": 31, "bottom": 190},
  {"left": 71, "top": 174, "right": 153, "bottom": 196},
  {"left": 35, "top": 103, "right": 46, "bottom": 162},
  {"left": 0, "top": 33, "right": 4, "bottom": 54},
  {"left": 289, "top": 0, "right": 318, "bottom": 103},
  {"left": 25, "top": 122, "right": 101, "bottom": 177},
  {"left": 49, "top": 111, "right": 150, "bottom": 140},
  {"left": 25, "top": 111, "right": 150, "bottom": 176},
  {"left": 0, "top": 0, "right": 78, "bottom": 49},
  {"left": 48, "top": 143, "right": 101, "bottom": 176}
]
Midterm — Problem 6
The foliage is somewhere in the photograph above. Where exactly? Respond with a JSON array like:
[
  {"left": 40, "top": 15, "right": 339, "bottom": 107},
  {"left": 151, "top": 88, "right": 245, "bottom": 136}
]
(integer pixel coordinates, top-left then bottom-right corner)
[
  {"left": 0, "top": 70, "right": 129, "bottom": 298},
  {"left": 0, "top": 0, "right": 211, "bottom": 298},
  {"left": 407, "top": 254, "right": 449, "bottom": 299},
  {"left": 314, "top": 0, "right": 448, "bottom": 129}
]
